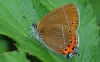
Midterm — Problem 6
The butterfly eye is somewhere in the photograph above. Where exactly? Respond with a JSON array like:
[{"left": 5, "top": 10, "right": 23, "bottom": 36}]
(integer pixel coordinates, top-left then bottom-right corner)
[{"left": 32, "top": 23, "right": 37, "bottom": 28}]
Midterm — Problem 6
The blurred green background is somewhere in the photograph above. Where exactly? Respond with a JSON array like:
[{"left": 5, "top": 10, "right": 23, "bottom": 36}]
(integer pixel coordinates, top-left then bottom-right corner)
[
  {"left": 89, "top": 0, "right": 100, "bottom": 62},
  {"left": 0, "top": 0, "right": 99, "bottom": 62},
  {"left": 89, "top": 0, "right": 100, "bottom": 26}
]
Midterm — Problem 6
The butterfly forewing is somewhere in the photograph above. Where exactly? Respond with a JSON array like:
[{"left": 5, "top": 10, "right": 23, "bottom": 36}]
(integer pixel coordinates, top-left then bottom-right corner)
[
  {"left": 37, "top": 4, "right": 79, "bottom": 31},
  {"left": 63, "top": 4, "right": 79, "bottom": 30}
]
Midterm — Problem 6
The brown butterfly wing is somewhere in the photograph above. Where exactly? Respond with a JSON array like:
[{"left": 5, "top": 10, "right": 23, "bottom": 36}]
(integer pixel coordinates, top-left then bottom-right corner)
[
  {"left": 40, "top": 25, "right": 76, "bottom": 51},
  {"left": 37, "top": 4, "right": 79, "bottom": 31},
  {"left": 63, "top": 4, "right": 79, "bottom": 30}
]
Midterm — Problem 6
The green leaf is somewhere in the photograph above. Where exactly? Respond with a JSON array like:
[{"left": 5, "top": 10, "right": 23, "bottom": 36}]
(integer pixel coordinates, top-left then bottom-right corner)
[
  {"left": 0, "top": 0, "right": 99, "bottom": 62},
  {"left": 77, "top": 3, "right": 99, "bottom": 62},
  {"left": 0, "top": 35, "right": 9, "bottom": 53},
  {"left": 0, "top": 51, "right": 30, "bottom": 62}
]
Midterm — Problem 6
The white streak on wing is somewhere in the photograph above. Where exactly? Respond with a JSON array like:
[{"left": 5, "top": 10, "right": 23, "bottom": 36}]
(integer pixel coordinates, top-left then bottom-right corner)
[
  {"left": 62, "top": 8, "right": 69, "bottom": 26},
  {"left": 61, "top": 26, "right": 66, "bottom": 42}
]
